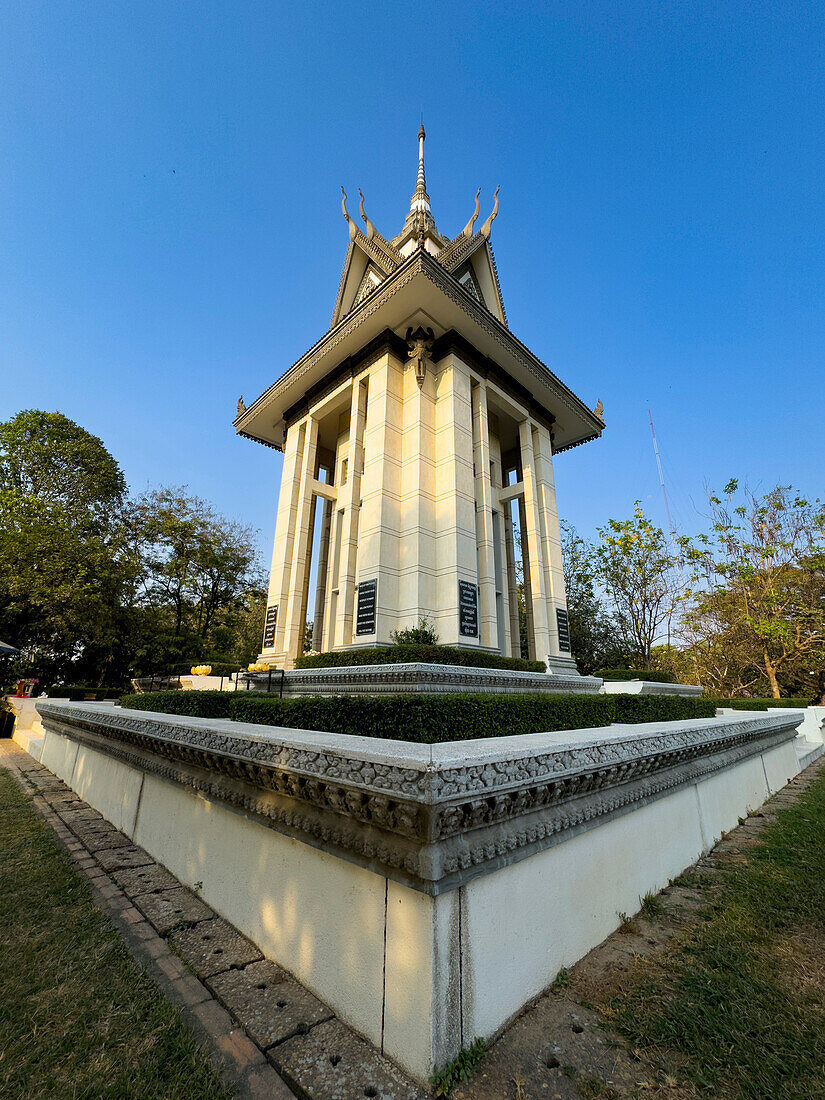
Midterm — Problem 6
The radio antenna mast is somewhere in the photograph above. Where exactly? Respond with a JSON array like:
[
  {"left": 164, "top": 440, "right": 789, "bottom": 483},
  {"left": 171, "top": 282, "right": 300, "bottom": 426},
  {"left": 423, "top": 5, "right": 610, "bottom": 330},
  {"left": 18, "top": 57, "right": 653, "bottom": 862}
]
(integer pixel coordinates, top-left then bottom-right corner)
[{"left": 648, "top": 409, "right": 678, "bottom": 553}]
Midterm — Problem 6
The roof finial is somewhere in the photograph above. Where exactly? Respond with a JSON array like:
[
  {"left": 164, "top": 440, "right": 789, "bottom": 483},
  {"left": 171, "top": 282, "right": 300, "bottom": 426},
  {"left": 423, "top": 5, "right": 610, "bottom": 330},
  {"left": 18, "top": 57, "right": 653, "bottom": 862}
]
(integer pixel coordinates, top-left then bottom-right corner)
[
  {"left": 409, "top": 123, "right": 430, "bottom": 216},
  {"left": 462, "top": 188, "right": 481, "bottom": 238},
  {"left": 480, "top": 185, "right": 500, "bottom": 239},
  {"left": 358, "top": 189, "right": 376, "bottom": 240},
  {"left": 341, "top": 187, "right": 358, "bottom": 241}
]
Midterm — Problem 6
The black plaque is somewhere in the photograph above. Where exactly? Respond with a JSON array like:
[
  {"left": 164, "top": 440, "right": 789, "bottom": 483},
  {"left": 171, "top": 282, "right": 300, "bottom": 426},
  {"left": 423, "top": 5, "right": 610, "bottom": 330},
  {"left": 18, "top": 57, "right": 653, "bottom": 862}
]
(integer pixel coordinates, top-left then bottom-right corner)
[
  {"left": 458, "top": 580, "right": 479, "bottom": 637},
  {"left": 556, "top": 607, "right": 571, "bottom": 652},
  {"left": 262, "top": 604, "right": 278, "bottom": 649},
  {"left": 356, "top": 579, "right": 377, "bottom": 636}
]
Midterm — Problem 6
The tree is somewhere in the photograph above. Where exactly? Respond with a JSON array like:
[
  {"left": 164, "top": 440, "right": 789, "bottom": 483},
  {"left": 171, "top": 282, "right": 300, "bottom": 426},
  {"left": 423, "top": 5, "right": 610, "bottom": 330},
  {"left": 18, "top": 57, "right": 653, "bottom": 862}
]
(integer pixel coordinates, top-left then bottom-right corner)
[
  {"left": 593, "top": 503, "right": 679, "bottom": 668},
  {"left": 0, "top": 410, "right": 136, "bottom": 685},
  {"left": 682, "top": 482, "right": 825, "bottom": 699},
  {"left": 210, "top": 589, "right": 268, "bottom": 668},
  {"left": 131, "top": 487, "right": 265, "bottom": 671},
  {"left": 560, "top": 522, "right": 633, "bottom": 674}
]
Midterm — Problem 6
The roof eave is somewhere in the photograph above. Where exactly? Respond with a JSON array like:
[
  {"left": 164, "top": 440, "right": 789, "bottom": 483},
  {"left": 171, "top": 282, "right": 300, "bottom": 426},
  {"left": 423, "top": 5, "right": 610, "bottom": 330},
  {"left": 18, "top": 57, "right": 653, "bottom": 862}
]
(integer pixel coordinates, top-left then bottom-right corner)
[{"left": 235, "top": 250, "right": 602, "bottom": 453}]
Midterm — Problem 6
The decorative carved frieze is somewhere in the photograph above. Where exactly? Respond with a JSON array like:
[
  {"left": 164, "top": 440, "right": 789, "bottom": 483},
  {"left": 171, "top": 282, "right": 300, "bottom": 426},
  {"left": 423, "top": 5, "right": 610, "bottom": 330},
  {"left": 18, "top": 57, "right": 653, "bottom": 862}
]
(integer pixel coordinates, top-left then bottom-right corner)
[
  {"left": 276, "top": 662, "right": 601, "bottom": 696},
  {"left": 37, "top": 702, "right": 799, "bottom": 895}
]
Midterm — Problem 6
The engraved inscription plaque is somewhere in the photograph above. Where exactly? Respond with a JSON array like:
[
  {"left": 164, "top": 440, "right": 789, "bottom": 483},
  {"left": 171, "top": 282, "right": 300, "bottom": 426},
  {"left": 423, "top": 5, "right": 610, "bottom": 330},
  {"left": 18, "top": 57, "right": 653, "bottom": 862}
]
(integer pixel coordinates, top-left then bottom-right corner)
[
  {"left": 458, "top": 580, "right": 479, "bottom": 638},
  {"left": 262, "top": 604, "right": 278, "bottom": 648},
  {"left": 356, "top": 579, "right": 377, "bottom": 636},
  {"left": 556, "top": 607, "right": 571, "bottom": 652}
]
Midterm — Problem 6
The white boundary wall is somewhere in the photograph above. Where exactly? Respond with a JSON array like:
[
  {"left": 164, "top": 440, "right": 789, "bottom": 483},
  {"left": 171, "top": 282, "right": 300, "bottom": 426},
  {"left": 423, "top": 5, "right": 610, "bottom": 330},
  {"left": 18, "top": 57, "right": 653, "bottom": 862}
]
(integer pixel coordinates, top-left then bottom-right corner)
[{"left": 36, "top": 710, "right": 801, "bottom": 1082}]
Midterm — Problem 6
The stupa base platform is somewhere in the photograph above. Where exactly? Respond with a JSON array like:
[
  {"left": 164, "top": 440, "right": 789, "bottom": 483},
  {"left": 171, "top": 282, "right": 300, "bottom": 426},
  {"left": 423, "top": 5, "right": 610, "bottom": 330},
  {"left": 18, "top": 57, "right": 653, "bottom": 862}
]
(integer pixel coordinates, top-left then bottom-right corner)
[{"left": 249, "top": 662, "right": 603, "bottom": 697}]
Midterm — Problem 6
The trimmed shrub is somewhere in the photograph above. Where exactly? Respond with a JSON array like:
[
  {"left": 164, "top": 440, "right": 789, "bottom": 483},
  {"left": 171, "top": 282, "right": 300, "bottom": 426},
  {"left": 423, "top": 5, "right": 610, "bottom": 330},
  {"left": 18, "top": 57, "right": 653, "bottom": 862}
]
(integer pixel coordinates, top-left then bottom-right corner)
[
  {"left": 51, "top": 687, "right": 125, "bottom": 701},
  {"left": 120, "top": 691, "right": 232, "bottom": 719},
  {"left": 125, "top": 690, "right": 716, "bottom": 743},
  {"left": 596, "top": 669, "right": 677, "bottom": 684},
  {"left": 295, "top": 645, "right": 546, "bottom": 674}
]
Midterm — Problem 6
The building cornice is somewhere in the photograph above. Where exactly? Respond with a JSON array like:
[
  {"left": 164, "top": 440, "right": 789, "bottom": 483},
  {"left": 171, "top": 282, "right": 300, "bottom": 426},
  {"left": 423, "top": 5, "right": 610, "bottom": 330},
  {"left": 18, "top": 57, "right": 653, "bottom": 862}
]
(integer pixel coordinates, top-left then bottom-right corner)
[{"left": 235, "top": 250, "right": 602, "bottom": 453}]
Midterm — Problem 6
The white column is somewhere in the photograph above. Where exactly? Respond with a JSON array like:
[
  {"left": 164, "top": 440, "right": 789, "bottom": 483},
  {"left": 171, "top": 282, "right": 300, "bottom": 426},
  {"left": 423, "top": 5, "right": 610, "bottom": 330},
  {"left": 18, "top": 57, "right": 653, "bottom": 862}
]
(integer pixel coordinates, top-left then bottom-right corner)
[
  {"left": 311, "top": 498, "right": 333, "bottom": 650},
  {"left": 280, "top": 416, "right": 319, "bottom": 665},
  {"left": 472, "top": 382, "right": 497, "bottom": 650},
  {"left": 398, "top": 349, "right": 437, "bottom": 630},
  {"left": 533, "top": 423, "right": 568, "bottom": 658},
  {"left": 262, "top": 420, "right": 306, "bottom": 663},
  {"left": 433, "top": 355, "right": 477, "bottom": 645},
  {"left": 503, "top": 503, "right": 521, "bottom": 658},
  {"left": 354, "top": 352, "right": 403, "bottom": 644},
  {"left": 518, "top": 418, "right": 552, "bottom": 664},
  {"left": 336, "top": 378, "right": 369, "bottom": 647}
]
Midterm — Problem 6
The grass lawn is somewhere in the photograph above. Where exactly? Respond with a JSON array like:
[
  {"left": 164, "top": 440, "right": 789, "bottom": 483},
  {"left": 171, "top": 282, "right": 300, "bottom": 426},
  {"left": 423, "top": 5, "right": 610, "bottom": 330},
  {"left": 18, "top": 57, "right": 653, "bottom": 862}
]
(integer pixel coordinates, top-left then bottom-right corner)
[
  {"left": 610, "top": 763, "right": 825, "bottom": 1098},
  {"left": 0, "top": 766, "right": 232, "bottom": 1100}
]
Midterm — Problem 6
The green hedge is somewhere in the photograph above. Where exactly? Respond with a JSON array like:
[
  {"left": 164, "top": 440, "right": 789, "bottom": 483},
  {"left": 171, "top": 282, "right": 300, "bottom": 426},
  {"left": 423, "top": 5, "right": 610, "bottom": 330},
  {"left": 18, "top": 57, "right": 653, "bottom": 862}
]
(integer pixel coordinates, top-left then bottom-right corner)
[
  {"left": 51, "top": 687, "right": 124, "bottom": 702},
  {"left": 122, "top": 690, "right": 716, "bottom": 744},
  {"left": 121, "top": 690, "right": 232, "bottom": 719},
  {"left": 596, "top": 669, "right": 677, "bottom": 683},
  {"left": 294, "top": 645, "right": 546, "bottom": 674}
]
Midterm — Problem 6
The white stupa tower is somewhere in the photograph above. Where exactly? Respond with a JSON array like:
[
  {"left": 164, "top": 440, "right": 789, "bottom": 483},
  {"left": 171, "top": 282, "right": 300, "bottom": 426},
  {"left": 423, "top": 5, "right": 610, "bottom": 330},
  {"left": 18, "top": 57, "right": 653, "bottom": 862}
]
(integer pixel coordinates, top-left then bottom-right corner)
[{"left": 236, "top": 128, "right": 604, "bottom": 670}]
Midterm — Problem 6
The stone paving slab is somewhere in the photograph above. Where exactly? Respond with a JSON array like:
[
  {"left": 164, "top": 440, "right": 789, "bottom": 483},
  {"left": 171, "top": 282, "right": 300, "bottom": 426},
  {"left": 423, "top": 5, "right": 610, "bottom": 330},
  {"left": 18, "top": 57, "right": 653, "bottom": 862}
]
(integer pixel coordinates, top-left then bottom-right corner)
[
  {"left": 271, "top": 1018, "right": 427, "bottom": 1100},
  {"left": 170, "top": 918, "right": 263, "bottom": 978},
  {"left": 95, "top": 844, "right": 155, "bottom": 871},
  {"left": 113, "top": 863, "right": 182, "bottom": 897},
  {"left": 208, "top": 960, "right": 334, "bottom": 1051},
  {"left": 61, "top": 815, "right": 121, "bottom": 839},
  {"left": 39, "top": 791, "right": 82, "bottom": 806},
  {"left": 56, "top": 807, "right": 104, "bottom": 824},
  {"left": 132, "top": 887, "right": 215, "bottom": 935},
  {"left": 75, "top": 828, "right": 135, "bottom": 852}
]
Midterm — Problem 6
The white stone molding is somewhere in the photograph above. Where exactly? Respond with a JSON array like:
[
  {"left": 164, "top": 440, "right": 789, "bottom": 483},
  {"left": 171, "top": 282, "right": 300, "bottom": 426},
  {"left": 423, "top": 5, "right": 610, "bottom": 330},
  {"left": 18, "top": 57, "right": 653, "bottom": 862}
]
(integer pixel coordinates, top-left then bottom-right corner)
[{"left": 37, "top": 703, "right": 801, "bottom": 896}]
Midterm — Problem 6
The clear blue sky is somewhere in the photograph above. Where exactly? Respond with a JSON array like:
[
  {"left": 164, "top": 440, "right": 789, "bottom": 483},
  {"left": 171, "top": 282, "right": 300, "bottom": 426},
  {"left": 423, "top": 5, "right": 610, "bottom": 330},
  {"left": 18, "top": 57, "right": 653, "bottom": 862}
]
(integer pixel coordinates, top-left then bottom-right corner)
[{"left": 3, "top": 2, "right": 823, "bottom": 562}]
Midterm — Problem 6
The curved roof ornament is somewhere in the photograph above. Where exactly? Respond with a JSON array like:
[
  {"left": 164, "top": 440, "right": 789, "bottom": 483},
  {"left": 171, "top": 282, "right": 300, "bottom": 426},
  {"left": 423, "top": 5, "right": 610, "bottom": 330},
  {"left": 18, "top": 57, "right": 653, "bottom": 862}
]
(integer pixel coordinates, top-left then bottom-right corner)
[
  {"left": 341, "top": 187, "right": 358, "bottom": 241},
  {"left": 461, "top": 189, "right": 481, "bottom": 239},
  {"left": 479, "top": 185, "right": 500, "bottom": 239},
  {"left": 358, "top": 189, "right": 376, "bottom": 240}
]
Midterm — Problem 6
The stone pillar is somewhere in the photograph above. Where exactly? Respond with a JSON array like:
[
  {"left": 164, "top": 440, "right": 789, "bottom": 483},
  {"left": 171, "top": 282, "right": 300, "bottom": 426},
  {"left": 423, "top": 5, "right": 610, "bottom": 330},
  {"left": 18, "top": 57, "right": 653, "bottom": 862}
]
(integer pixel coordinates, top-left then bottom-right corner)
[
  {"left": 472, "top": 382, "right": 497, "bottom": 650},
  {"left": 518, "top": 418, "right": 552, "bottom": 664},
  {"left": 398, "top": 347, "right": 437, "bottom": 630},
  {"left": 433, "top": 355, "right": 477, "bottom": 645},
  {"left": 280, "top": 416, "right": 319, "bottom": 665},
  {"left": 355, "top": 352, "right": 403, "bottom": 644},
  {"left": 503, "top": 505, "right": 521, "bottom": 658},
  {"left": 311, "top": 498, "right": 333, "bottom": 651},
  {"left": 262, "top": 419, "right": 306, "bottom": 664},
  {"left": 532, "top": 423, "right": 568, "bottom": 659},
  {"left": 337, "top": 378, "right": 369, "bottom": 647}
]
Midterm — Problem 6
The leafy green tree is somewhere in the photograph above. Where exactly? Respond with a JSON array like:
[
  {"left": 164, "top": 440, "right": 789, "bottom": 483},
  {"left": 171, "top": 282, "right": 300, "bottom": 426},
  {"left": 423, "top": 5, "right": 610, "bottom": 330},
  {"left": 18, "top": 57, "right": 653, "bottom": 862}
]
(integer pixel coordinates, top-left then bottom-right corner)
[
  {"left": 560, "top": 521, "right": 637, "bottom": 674},
  {"left": 682, "top": 482, "right": 825, "bottom": 699},
  {"left": 208, "top": 589, "right": 268, "bottom": 668},
  {"left": 131, "top": 487, "right": 265, "bottom": 672},
  {"left": 593, "top": 504, "right": 679, "bottom": 669},
  {"left": 0, "top": 410, "right": 136, "bottom": 685}
]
